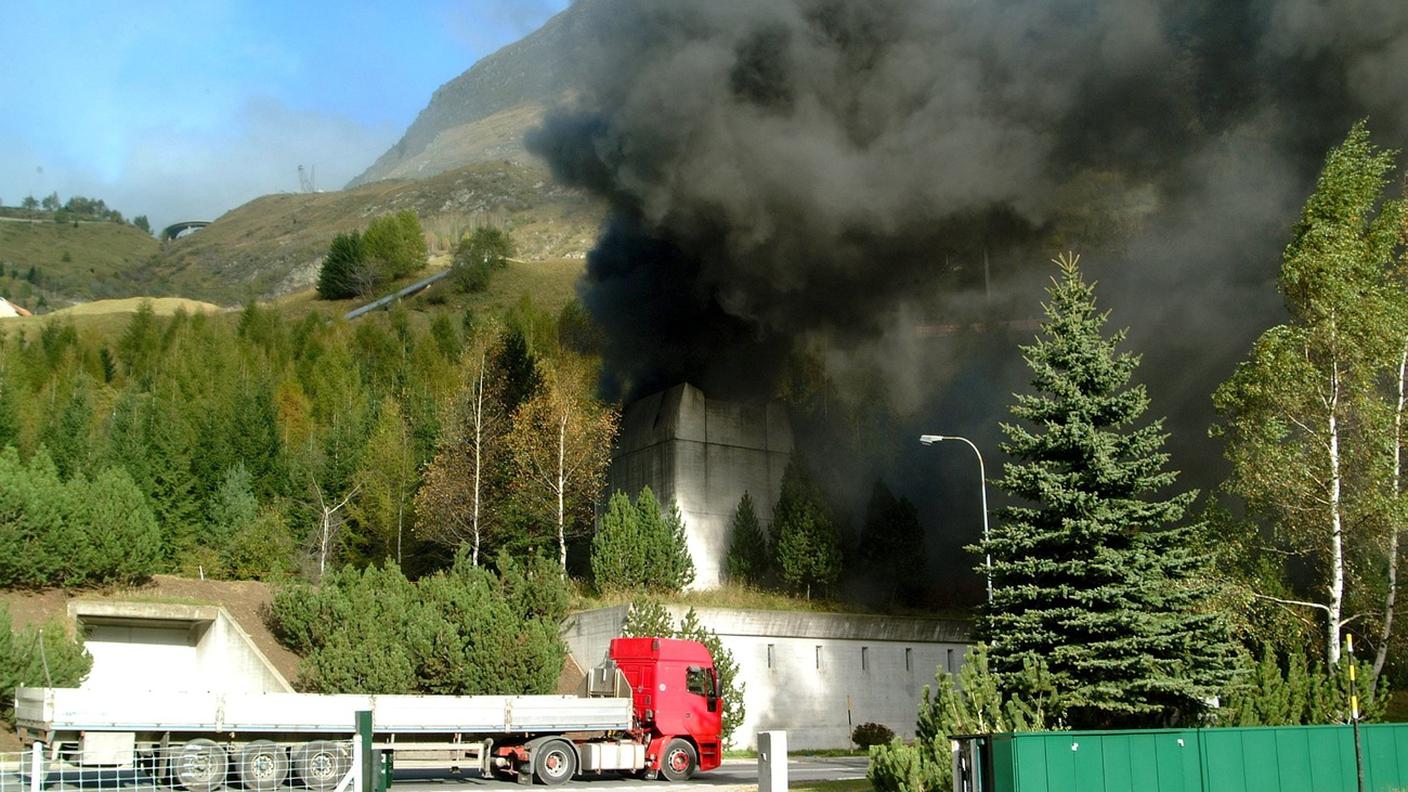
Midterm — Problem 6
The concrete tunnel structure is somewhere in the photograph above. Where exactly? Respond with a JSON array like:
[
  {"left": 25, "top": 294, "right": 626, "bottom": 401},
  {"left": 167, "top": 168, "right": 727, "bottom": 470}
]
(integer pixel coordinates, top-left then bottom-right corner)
[{"left": 606, "top": 383, "right": 793, "bottom": 589}]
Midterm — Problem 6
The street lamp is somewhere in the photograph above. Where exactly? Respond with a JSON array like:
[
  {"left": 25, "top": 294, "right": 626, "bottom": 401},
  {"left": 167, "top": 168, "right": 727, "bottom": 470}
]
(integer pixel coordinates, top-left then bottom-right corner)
[{"left": 919, "top": 434, "right": 992, "bottom": 604}]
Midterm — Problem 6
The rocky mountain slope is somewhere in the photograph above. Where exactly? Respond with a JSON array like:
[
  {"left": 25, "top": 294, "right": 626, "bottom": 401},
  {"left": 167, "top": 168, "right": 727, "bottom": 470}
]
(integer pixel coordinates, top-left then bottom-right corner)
[{"left": 348, "top": 0, "right": 604, "bottom": 187}]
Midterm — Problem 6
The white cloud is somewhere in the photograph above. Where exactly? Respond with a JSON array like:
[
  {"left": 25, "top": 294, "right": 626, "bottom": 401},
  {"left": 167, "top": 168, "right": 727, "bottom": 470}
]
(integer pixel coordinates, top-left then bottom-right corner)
[{"left": 0, "top": 97, "right": 394, "bottom": 231}]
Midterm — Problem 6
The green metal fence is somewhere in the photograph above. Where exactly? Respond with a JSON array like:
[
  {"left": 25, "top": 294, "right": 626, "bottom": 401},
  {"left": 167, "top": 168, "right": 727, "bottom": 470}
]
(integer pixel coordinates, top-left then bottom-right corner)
[{"left": 965, "top": 723, "right": 1408, "bottom": 792}]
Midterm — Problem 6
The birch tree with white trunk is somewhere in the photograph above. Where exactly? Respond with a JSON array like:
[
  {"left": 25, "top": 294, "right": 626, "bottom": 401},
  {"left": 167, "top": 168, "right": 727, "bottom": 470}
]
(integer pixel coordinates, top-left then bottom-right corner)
[
  {"left": 415, "top": 331, "right": 508, "bottom": 566},
  {"left": 1214, "top": 121, "right": 1405, "bottom": 667},
  {"left": 507, "top": 356, "right": 618, "bottom": 575}
]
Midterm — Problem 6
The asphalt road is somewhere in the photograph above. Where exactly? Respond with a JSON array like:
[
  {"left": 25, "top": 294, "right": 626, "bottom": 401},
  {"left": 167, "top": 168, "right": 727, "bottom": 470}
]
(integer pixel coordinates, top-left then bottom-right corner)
[{"left": 389, "top": 756, "right": 869, "bottom": 791}]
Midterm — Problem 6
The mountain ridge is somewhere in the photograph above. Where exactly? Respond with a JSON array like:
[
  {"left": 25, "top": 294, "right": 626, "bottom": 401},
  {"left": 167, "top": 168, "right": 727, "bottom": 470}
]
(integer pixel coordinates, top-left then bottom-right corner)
[{"left": 348, "top": 1, "right": 603, "bottom": 187}]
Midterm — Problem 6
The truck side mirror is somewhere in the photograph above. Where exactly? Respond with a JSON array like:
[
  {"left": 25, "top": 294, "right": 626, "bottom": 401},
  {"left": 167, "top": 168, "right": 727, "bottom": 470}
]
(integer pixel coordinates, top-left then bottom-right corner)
[{"left": 707, "top": 669, "right": 720, "bottom": 713}]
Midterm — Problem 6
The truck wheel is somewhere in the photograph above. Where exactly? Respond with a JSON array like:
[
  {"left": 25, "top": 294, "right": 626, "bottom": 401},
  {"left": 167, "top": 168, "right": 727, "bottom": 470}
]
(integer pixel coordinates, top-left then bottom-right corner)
[
  {"left": 175, "top": 739, "right": 229, "bottom": 792},
  {"left": 238, "top": 741, "right": 288, "bottom": 791},
  {"left": 532, "top": 740, "right": 577, "bottom": 786},
  {"left": 294, "top": 741, "right": 349, "bottom": 792},
  {"left": 659, "top": 739, "right": 697, "bottom": 782}
]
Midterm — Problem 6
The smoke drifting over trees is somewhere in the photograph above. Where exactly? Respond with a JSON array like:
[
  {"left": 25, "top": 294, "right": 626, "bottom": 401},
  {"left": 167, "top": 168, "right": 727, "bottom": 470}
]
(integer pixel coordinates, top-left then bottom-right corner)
[
  {"left": 530, "top": 0, "right": 1407, "bottom": 402},
  {"left": 528, "top": 0, "right": 1408, "bottom": 593}
]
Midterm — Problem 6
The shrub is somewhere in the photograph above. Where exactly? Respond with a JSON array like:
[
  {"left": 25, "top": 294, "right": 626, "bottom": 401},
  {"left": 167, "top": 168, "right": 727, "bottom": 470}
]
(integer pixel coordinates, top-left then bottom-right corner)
[
  {"left": 451, "top": 228, "right": 514, "bottom": 293},
  {"left": 0, "top": 605, "right": 92, "bottom": 722},
  {"left": 454, "top": 259, "right": 493, "bottom": 293},
  {"left": 868, "top": 739, "right": 948, "bottom": 792},
  {"left": 853, "top": 722, "right": 896, "bottom": 748},
  {"left": 269, "top": 552, "right": 568, "bottom": 695},
  {"left": 867, "top": 644, "right": 1063, "bottom": 792}
]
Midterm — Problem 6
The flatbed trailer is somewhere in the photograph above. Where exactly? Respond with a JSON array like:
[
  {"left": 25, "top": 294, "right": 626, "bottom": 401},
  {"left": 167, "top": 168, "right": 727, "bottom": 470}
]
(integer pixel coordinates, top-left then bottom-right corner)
[{"left": 13, "top": 637, "right": 724, "bottom": 787}]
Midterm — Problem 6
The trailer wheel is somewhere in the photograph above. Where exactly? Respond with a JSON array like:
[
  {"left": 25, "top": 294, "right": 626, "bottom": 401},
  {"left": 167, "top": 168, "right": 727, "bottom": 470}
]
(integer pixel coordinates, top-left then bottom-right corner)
[
  {"left": 175, "top": 739, "right": 229, "bottom": 792},
  {"left": 659, "top": 739, "right": 697, "bottom": 782},
  {"left": 532, "top": 739, "right": 577, "bottom": 786},
  {"left": 238, "top": 741, "right": 288, "bottom": 791},
  {"left": 294, "top": 741, "right": 349, "bottom": 792}
]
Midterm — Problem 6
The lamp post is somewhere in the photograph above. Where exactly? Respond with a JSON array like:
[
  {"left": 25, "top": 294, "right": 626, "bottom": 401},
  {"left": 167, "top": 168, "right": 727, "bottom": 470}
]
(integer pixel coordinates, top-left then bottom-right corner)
[{"left": 919, "top": 434, "right": 992, "bottom": 604}]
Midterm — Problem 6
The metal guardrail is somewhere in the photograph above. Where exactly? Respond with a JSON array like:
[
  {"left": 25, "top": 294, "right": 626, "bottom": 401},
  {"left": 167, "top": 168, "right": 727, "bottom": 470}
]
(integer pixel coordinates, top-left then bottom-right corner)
[{"left": 0, "top": 739, "right": 359, "bottom": 792}]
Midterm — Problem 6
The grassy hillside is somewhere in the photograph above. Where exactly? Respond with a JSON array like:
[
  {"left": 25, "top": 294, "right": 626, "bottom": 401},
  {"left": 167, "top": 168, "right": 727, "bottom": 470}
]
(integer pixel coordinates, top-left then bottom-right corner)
[
  {"left": 136, "top": 160, "right": 601, "bottom": 305},
  {"left": 3, "top": 255, "right": 585, "bottom": 346},
  {"left": 0, "top": 218, "right": 160, "bottom": 311}
]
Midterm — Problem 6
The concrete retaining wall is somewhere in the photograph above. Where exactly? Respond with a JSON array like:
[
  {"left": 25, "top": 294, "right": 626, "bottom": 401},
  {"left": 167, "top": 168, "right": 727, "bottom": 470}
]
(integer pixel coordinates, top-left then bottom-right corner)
[
  {"left": 71, "top": 601, "right": 292, "bottom": 693},
  {"left": 563, "top": 605, "right": 972, "bottom": 750}
]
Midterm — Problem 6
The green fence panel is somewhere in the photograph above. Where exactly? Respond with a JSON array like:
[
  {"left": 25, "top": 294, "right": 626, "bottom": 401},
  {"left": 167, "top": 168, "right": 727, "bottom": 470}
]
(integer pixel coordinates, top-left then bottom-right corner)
[
  {"left": 978, "top": 723, "right": 1408, "bottom": 792},
  {"left": 1363, "top": 723, "right": 1408, "bottom": 791}
]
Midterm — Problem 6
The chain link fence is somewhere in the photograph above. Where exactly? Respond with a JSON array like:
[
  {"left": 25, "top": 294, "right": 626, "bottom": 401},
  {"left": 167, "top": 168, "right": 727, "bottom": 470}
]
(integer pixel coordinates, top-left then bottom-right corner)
[{"left": 0, "top": 740, "right": 358, "bottom": 792}]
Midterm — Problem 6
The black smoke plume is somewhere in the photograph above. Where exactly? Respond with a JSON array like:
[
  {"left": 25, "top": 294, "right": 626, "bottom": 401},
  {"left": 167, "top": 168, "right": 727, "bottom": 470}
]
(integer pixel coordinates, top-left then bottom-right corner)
[{"left": 527, "top": 0, "right": 1408, "bottom": 600}]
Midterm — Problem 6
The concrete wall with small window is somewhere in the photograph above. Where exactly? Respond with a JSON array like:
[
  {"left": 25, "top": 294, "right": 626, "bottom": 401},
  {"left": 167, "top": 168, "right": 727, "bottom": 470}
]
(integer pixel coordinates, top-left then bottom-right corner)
[{"left": 563, "top": 605, "right": 971, "bottom": 750}]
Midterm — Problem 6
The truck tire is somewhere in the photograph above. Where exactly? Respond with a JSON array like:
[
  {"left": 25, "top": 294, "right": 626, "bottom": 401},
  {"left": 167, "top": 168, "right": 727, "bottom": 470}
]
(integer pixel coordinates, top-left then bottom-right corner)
[
  {"left": 175, "top": 739, "right": 229, "bottom": 792},
  {"left": 238, "top": 741, "right": 289, "bottom": 791},
  {"left": 532, "top": 739, "right": 577, "bottom": 786},
  {"left": 294, "top": 740, "right": 350, "bottom": 792},
  {"left": 659, "top": 739, "right": 697, "bottom": 782}
]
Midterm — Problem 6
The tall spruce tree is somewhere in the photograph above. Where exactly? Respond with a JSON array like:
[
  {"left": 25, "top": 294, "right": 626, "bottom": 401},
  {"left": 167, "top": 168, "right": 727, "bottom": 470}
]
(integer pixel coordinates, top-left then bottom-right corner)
[
  {"left": 725, "top": 491, "right": 769, "bottom": 584},
  {"left": 772, "top": 459, "right": 842, "bottom": 599},
  {"left": 858, "top": 480, "right": 926, "bottom": 604},
  {"left": 981, "top": 253, "right": 1234, "bottom": 728},
  {"left": 317, "top": 231, "right": 365, "bottom": 300}
]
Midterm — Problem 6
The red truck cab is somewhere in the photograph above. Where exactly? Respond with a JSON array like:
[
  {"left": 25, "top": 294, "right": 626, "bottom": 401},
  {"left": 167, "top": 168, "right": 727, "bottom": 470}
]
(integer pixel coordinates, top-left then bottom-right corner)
[{"left": 609, "top": 637, "right": 724, "bottom": 779}]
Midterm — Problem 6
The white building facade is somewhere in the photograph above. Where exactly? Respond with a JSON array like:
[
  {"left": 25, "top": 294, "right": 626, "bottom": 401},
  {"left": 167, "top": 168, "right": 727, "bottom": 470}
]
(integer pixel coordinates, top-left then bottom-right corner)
[{"left": 563, "top": 605, "right": 971, "bottom": 750}]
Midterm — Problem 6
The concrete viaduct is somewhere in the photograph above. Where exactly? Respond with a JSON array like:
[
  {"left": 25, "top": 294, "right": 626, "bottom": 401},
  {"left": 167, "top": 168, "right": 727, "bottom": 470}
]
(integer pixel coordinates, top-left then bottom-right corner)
[{"left": 161, "top": 220, "right": 210, "bottom": 241}]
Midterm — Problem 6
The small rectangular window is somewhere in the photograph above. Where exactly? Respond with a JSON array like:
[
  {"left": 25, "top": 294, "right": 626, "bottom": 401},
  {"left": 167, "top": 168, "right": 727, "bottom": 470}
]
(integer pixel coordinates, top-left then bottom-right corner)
[
  {"left": 861, "top": 646, "right": 869, "bottom": 671},
  {"left": 685, "top": 666, "right": 710, "bottom": 696},
  {"left": 767, "top": 643, "right": 775, "bottom": 669},
  {"left": 946, "top": 648, "right": 955, "bottom": 674},
  {"left": 815, "top": 645, "right": 822, "bottom": 669},
  {"left": 905, "top": 647, "right": 913, "bottom": 672}
]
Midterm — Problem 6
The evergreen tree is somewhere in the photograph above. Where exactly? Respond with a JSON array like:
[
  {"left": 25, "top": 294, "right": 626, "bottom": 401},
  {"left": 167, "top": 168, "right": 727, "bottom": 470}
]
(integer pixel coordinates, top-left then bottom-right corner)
[
  {"left": 661, "top": 496, "right": 701, "bottom": 589},
  {"left": 209, "top": 463, "right": 259, "bottom": 545},
  {"left": 591, "top": 491, "right": 647, "bottom": 591},
  {"left": 117, "top": 300, "right": 161, "bottom": 386},
  {"left": 349, "top": 396, "right": 418, "bottom": 565},
  {"left": 493, "top": 326, "right": 541, "bottom": 415},
  {"left": 0, "top": 371, "right": 19, "bottom": 449},
  {"left": 41, "top": 379, "right": 94, "bottom": 479},
  {"left": 0, "top": 606, "right": 91, "bottom": 721},
  {"left": 591, "top": 487, "right": 694, "bottom": 592},
  {"left": 980, "top": 253, "right": 1234, "bottom": 728},
  {"left": 229, "top": 376, "right": 285, "bottom": 499},
  {"left": 317, "top": 231, "right": 365, "bottom": 300},
  {"left": 858, "top": 480, "right": 926, "bottom": 603},
  {"left": 772, "top": 459, "right": 842, "bottom": 599},
  {"left": 725, "top": 491, "right": 769, "bottom": 584},
  {"left": 76, "top": 467, "right": 163, "bottom": 584}
]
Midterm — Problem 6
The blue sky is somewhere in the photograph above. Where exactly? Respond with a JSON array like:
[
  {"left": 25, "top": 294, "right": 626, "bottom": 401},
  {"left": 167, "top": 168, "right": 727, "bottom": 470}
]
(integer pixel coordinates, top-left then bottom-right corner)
[{"left": 0, "top": 0, "right": 570, "bottom": 229}]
